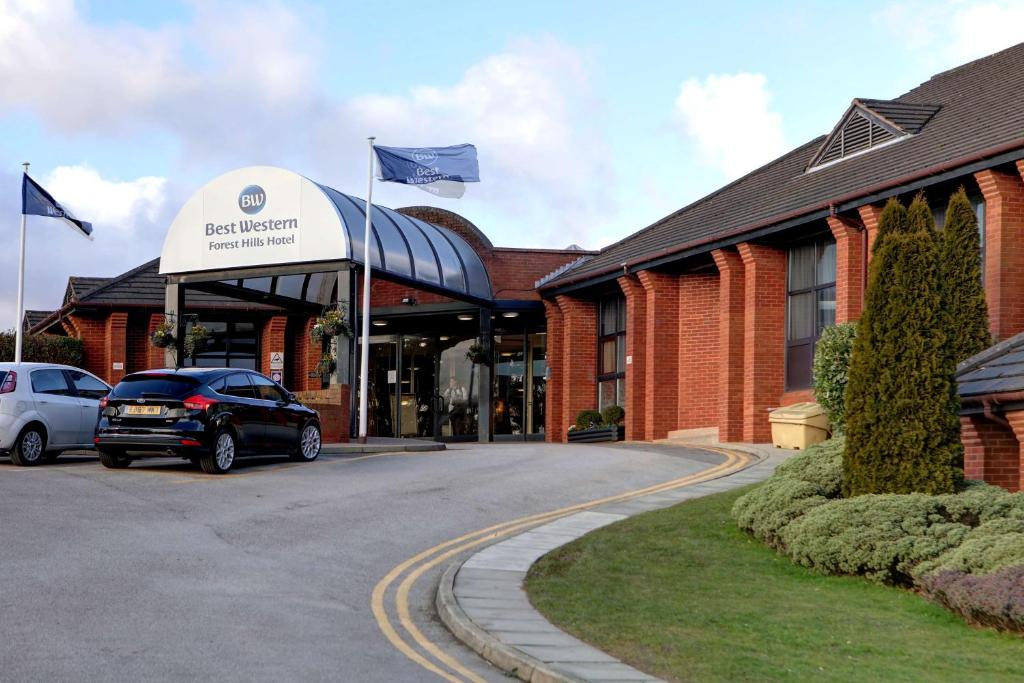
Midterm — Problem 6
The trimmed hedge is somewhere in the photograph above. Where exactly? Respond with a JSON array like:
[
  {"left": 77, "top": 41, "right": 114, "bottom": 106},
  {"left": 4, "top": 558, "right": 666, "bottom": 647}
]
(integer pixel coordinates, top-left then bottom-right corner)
[
  {"left": 574, "top": 410, "right": 603, "bottom": 430},
  {"left": 0, "top": 331, "right": 84, "bottom": 366},
  {"left": 732, "top": 436, "right": 1024, "bottom": 633},
  {"left": 811, "top": 322, "right": 856, "bottom": 433}
]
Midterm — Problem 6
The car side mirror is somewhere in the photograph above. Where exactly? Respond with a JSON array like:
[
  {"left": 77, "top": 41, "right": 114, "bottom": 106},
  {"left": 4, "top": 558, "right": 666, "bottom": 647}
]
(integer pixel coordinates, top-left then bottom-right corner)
[{"left": 287, "top": 392, "right": 298, "bottom": 403}]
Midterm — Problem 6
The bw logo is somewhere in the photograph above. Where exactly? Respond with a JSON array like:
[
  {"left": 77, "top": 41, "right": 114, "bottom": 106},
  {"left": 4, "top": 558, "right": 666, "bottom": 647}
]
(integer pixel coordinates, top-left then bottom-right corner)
[
  {"left": 239, "top": 185, "right": 266, "bottom": 215},
  {"left": 412, "top": 149, "right": 438, "bottom": 164}
]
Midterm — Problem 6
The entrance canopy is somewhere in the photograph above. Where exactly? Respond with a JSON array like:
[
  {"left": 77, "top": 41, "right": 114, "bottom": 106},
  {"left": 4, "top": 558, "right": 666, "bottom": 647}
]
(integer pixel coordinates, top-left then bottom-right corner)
[{"left": 160, "top": 166, "right": 492, "bottom": 301}]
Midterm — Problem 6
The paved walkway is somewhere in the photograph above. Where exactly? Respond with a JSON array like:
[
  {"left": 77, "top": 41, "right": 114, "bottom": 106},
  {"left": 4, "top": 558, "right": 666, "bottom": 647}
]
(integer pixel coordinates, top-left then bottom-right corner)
[{"left": 438, "top": 442, "right": 795, "bottom": 683}]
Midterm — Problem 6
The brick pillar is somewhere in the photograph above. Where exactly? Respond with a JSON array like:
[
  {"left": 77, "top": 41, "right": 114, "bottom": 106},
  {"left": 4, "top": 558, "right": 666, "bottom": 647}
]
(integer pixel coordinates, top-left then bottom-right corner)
[
  {"left": 678, "top": 272, "right": 720, "bottom": 431},
  {"left": 635, "top": 270, "right": 679, "bottom": 440},
  {"left": 617, "top": 275, "right": 647, "bottom": 441},
  {"left": 738, "top": 243, "right": 786, "bottom": 443},
  {"left": 556, "top": 295, "right": 598, "bottom": 439},
  {"left": 975, "top": 165, "right": 1024, "bottom": 340},
  {"left": 260, "top": 316, "right": 287, "bottom": 377},
  {"left": 293, "top": 316, "right": 321, "bottom": 391},
  {"left": 712, "top": 249, "right": 745, "bottom": 442},
  {"left": 827, "top": 215, "right": 865, "bottom": 323},
  {"left": 105, "top": 312, "right": 129, "bottom": 385},
  {"left": 857, "top": 204, "right": 883, "bottom": 263},
  {"left": 146, "top": 313, "right": 166, "bottom": 369},
  {"left": 544, "top": 300, "right": 565, "bottom": 442},
  {"left": 961, "top": 414, "right": 1022, "bottom": 492}
]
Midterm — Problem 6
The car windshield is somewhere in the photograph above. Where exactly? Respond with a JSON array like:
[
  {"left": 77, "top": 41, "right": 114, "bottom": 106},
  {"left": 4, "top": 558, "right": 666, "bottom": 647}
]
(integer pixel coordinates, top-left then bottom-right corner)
[{"left": 110, "top": 374, "right": 200, "bottom": 399}]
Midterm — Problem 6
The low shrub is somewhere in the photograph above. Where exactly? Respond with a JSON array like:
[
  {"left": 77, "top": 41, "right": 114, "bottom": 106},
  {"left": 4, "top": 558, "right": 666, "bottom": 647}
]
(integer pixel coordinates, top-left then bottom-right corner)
[
  {"left": 574, "top": 410, "right": 603, "bottom": 430},
  {"left": 771, "top": 436, "right": 844, "bottom": 496},
  {"left": 0, "top": 331, "right": 84, "bottom": 366},
  {"left": 600, "top": 404, "right": 624, "bottom": 426},
  {"left": 915, "top": 518, "right": 1024, "bottom": 578},
  {"left": 919, "top": 567, "right": 1024, "bottom": 632}
]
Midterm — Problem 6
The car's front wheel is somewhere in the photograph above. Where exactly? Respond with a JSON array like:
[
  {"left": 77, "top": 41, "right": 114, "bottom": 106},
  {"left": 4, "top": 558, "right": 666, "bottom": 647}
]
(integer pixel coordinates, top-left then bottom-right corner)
[
  {"left": 98, "top": 448, "right": 132, "bottom": 469},
  {"left": 200, "top": 429, "right": 236, "bottom": 474},
  {"left": 290, "top": 422, "right": 321, "bottom": 462},
  {"left": 10, "top": 425, "right": 46, "bottom": 466}
]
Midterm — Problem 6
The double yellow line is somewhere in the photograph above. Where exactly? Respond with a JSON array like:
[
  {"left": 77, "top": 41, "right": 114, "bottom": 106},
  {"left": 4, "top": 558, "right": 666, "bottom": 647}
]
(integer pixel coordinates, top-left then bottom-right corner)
[{"left": 371, "top": 446, "right": 752, "bottom": 683}]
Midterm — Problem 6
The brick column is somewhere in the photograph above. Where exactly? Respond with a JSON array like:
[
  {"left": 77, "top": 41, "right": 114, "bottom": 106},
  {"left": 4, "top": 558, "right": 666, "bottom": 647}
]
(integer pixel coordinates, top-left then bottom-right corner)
[
  {"left": 260, "top": 316, "right": 288, "bottom": 377},
  {"left": 617, "top": 275, "right": 647, "bottom": 441},
  {"left": 857, "top": 204, "right": 883, "bottom": 263},
  {"left": 961, "top": 414, "right": 1022, "bottom": 492},
  {"left": 543, "top": 300, "right": 565, "bottom": 442},
  {"left": 556, "top": 295, "right": 598, "bottom": 438},
  {"left": 105, "top": 312, "right": 129, "bottom": 385},
  {"left": 293, "top": 316, "right": 321, "bottom": 391},
  {"left": 827, "top": 215, "right": 865, "bottom": 323},
  {"left": 738, "top": 243, "right": 786, "bottom": 443},
  {"left": 146, "top": 313, "right": 166, "bottom": 369},
  {"left": 711, "top": 249, "right": 745, "bottom": 442},
  {"left": 635, "top": 270, "right": 679, "bottom": 440},
  {"left": 975, "top": 165, "right": 1024, "bottom": 340},
  {"left": 677, "top": 272, "right": 720, "bottom": 431}
]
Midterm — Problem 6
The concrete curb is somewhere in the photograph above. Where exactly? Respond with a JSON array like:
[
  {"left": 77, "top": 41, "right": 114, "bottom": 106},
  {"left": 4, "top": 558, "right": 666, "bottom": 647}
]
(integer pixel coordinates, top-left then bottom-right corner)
[
  {"left": 437, "top": 443, "right": 792, "bottom": 682},
  {"left": 320, "top": 442, "right": 445, "bottom": 455}
]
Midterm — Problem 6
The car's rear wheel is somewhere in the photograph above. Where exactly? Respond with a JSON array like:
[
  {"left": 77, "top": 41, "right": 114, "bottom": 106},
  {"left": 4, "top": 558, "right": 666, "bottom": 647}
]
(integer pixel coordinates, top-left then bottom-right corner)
[
  {"left": 200, "top": 429, "right": 236, "bottom": 474},
  {"left": 291, "top": 422, "right": 321, "bottom": 462},
  {"left": 98, "top": 448, "right": 133, "bottom": 469},
  {"left": 10, "top": 425, "right": 46, "bottom": 466}
]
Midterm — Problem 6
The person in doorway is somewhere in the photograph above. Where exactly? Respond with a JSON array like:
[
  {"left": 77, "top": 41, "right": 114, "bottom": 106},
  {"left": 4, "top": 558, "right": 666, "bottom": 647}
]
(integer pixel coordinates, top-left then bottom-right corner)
[{"left": 443, "top": 376, "right": 468, "bottom": 435}]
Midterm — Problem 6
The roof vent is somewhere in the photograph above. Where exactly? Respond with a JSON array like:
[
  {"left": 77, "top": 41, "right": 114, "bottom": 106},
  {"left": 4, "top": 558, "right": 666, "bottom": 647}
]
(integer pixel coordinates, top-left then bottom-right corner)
[{"left": 807, "top": 99, "right": 940, "bottom": 171}]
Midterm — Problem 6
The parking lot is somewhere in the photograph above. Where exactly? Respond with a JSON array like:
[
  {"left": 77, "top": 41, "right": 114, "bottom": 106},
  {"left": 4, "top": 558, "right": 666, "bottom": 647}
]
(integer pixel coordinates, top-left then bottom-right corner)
[{"left": 0, "top": 442, "right": 724, "bottom": 682}]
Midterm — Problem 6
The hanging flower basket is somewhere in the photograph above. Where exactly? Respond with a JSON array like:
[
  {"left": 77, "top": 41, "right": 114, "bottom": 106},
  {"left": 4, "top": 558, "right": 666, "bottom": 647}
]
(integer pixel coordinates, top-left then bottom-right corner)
[
  {"left": 316, "top": 352, "right": 337, "bottom": 376},
  {"left": 311, "top": 307, "right": 353, "bottom": 342},
  {"left": 150, "top": 320, "right": 176, "bottom": 349},
  {"left": 465, "top": 342, "right": 490, "bottom": 365},
  {"left": 183, "top": 324, "right": 210, "bottom": 359}
]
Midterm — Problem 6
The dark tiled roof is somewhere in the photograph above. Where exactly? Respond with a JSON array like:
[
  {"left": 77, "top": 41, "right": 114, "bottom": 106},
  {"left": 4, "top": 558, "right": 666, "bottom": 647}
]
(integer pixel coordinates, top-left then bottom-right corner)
[
  {"left": 23, "top": 310, "right": 53, "bottom": 330},
  {"left": 64, "top": 276, "right": 107, "bottom": 304},
  {"left": 546, "top": 42, "right": 1024, "bottom": 289},
  {"left": 957, "top": 332, "right": 1024, "bottom": 398},
  {"left": 855, "top": 99, "right": 941, "bottom": 134}
]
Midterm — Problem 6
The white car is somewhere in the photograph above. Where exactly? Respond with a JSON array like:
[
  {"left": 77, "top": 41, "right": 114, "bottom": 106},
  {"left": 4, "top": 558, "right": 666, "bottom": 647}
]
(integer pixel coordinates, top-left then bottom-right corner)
[{"left": 0, "top": 362, "right": 111, "bottom": 466}]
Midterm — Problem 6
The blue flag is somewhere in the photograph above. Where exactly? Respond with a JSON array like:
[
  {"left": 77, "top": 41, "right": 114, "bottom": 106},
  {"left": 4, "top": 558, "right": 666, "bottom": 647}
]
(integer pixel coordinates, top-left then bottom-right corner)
[
  {"left": 22, "top": 173, "right": 93, "bottom": 237},
  {"left": 374, "top": 144, "right": 480, "bottom": 186}
]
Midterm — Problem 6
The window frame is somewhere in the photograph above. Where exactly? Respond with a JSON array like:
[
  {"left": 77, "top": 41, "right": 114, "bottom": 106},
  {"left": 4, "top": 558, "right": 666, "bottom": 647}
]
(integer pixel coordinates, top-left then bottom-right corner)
[
  {"left": 785, "top": 236, "right": 837, "bottom": 391},
  {"left": 596, "top": 294, "right": 626, "bottom": 411}
]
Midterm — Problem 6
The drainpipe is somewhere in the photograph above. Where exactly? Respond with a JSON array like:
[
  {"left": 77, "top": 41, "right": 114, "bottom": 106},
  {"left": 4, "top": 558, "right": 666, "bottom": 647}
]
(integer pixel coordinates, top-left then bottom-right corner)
[{"left": 982, "top": 398, "right": 1013, "bottom": 430}]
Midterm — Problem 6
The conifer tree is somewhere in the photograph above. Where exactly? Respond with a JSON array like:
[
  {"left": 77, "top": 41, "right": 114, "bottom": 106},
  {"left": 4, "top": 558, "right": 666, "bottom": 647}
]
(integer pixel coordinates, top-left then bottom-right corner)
[
  {"left": 941, "top": 187, "right": 991, "bottom": 362},
  {"left": 843, "top": 197, "right": 958, "bottom": 496}
]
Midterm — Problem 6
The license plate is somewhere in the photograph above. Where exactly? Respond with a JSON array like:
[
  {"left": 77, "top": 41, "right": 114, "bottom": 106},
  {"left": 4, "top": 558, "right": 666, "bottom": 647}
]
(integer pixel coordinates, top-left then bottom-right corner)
[{"left": 124, "top": 405, "right": 161, "bottom": 416}]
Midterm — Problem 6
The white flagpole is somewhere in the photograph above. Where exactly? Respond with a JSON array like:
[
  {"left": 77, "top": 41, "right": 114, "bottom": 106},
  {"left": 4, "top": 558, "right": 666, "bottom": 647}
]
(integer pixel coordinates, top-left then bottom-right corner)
[
  {"left": 357, "top": 137, "right": 375, "bottom": 443},
  {"left": 14, "top": 161, "right": 29, "bottom": 364}
]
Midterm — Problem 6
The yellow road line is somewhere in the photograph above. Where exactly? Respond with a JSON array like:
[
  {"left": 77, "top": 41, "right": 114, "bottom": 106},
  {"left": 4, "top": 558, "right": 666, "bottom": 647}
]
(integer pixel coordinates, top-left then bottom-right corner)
[{"left": 373, "top": 446, "right": 751, "bottom": 682}]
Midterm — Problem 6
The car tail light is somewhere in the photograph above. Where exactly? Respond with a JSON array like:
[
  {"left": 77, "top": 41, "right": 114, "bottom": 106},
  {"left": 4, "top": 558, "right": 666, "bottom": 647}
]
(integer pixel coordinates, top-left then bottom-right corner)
[
  {"left": 180, "top": 438, "right": 202, "bottom": 447},
  {"left": 183, "top": 395, "right": 218, "bottom": 412},
  {"left": 0, "top": 371, "right": 17, "bottom": 394}
]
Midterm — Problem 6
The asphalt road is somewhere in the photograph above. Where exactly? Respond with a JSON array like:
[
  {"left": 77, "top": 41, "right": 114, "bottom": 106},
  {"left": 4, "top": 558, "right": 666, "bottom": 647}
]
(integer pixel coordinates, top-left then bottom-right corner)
[{"left": 0, "top": 442, "right": 724, "bottom": 682}]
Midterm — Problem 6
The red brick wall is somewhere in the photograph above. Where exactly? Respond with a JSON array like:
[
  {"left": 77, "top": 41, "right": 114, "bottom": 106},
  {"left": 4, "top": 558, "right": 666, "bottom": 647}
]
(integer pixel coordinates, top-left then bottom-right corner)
[
  {"left": 677, "top": 272, "right": 720, "bottom": 430},
  {"left": 146, "top": 314, "right": 166, "bottom": 369},
  {"left": 712, "top": 249, "right": 745, "bottom": 442},
  {"left": 543, "top": 300, "right": 565, "bottom": 441},
  {"left": 738, "top": 243, "right": 786, "bottom": 443},
  {"left": 617, "top": 275, "right": 647, "bottom": 441},
  {"left": 125, "top": 313, "right": 150, "bottom": 375},
  {"left": 827, "top": 215, "right": 865, "bottom": 323},
  {"left": 67, "top": 314, "right": 107, "bottom": 382},
  {"left": 489, "top": 250, "right": 586, "bottom": 301},
  {"left": 293, "top": 316, "right": 321, "bottom": 391},
  {"left": 975, "top": 165, "right": 1024, "bottom": 340},
  {"left": 104, "top": 312, "right": 128, "bottom": 385},
  {"left": 556, "top": 295, "right": 597, "bottom": 439},
  {"left": 294, "top": 384, "right": 350, "bottom": 443},
  {"left": 260, "top": 316, "right": 287, "bottom": 377},
  {"left": 637, "top": 270, "right": 679, "bottom": 440},
  {"left": 961, "top": 415, "right": 1021, "bottom": 491}
]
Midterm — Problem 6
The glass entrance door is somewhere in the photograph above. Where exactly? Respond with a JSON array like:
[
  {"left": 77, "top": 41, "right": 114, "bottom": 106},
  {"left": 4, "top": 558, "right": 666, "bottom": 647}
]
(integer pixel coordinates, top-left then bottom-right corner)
[{"left": 366, "top": 336, "right": 398, "bottom": 438}]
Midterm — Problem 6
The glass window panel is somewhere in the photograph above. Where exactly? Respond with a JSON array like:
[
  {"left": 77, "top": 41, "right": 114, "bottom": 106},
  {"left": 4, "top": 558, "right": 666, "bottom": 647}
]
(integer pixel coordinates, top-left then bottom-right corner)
[
  {"left": 615, "top": 297, "right": 626, "bottom": 332},
  {"left": 304, "top": 272, "right": 327, "bottom": 303},
  {"left": 598, "top": 380, "right": 617, "bottom": 411},
  {"left": 244, "top": 277, "right": 272, "bottom": 293},
  {"left": 788, "top": 243, "right": 815, "bottom": 291},
  {"left": 786, "top": 343, "right": 814, "bottom": 390},
  {"left": 817, "top": 286, "right": 837, "bottom": 333},
  {"left": 600, "top": 299, "right": 616, "bottom": 335},
  {"left": 788, "top": 292, "right": 815, "bottom": 341},
  {"left": 275, "top": 274, "right": 305, "bottom": 299},
  {"left": 816, "top": 241, "right": 837, "bottom": 285},
  {"left": 600, "top": 339, "right": 617, "bottom": 375},
  {"left": 616, "top": 378, "right": 626, "bottom": 409},
  {"left": 616, "top": 336, "right": 626, "bottom": 374}
]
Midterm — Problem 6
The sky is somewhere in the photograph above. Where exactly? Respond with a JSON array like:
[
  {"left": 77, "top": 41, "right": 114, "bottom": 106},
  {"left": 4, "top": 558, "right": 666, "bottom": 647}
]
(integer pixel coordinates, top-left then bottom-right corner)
[{"left": 2, "top": 0, "right": 1024, "bottom": 326}]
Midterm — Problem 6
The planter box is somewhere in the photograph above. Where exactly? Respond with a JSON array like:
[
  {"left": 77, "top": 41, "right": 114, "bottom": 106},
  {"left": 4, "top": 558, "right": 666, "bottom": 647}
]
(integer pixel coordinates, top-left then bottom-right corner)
[{"left": 567, "top": 425, "right": 624, "bottom": 443}]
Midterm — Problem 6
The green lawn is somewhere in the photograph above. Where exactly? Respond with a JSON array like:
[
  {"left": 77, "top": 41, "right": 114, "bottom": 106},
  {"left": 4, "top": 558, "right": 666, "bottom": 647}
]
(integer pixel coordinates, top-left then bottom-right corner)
[{"left": 525, "top": 485, "right": 1024, "bottom": 683}]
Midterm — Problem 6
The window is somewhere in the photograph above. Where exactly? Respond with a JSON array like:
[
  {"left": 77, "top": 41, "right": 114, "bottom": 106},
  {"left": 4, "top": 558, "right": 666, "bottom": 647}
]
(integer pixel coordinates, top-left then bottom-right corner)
[
  {"left": 250, "top": 373, "right": 287, "bottom": 402},
  {"left": 67, "top": 370, "right": 109, "bottom": 400},
  {"left": 188, "top": 320, "right": 258, "bottom": 369},
  {"left": 786, "top": 237, "right": 836, "bottom": 390},
  {"left": 31, "top": 369, "right": 73, "bottom": 396},
  {"left": 597, "top": 295, "right": 626, "bottom": 411},
  {"left": 110, "top": 375, "right": 199, "bottom": 399},
  {"left": 222, "top": 373, "right": 256, "bottom": 399}
]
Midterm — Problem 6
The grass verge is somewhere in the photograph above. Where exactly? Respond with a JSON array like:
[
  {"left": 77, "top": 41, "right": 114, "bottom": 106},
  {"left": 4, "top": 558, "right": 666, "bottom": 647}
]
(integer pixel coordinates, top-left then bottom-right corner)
[{"left": 525, "top": 485, "right": 1024, "bottom": 682}]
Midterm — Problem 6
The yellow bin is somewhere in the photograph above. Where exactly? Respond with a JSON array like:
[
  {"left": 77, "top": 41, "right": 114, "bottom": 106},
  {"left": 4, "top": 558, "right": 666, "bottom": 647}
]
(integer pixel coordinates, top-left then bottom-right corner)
[{"left": 768, "top": 402, "right": 830, "bottom": 449}]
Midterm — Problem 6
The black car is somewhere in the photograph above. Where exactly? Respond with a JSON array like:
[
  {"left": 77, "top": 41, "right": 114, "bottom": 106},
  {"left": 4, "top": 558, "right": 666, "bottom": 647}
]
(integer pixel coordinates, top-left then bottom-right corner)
[{"left": 95, "top": 368, "right": 321, "bottom": 474}]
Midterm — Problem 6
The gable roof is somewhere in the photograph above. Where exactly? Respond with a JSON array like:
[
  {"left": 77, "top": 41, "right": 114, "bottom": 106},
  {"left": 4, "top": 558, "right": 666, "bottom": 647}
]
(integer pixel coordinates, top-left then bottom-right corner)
[{"left": 544, "top": 42, "right": 1024, "bottom": 292}]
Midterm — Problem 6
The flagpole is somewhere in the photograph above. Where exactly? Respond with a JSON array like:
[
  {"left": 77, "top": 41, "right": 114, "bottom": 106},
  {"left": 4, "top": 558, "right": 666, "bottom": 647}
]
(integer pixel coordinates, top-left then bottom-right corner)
[
  {"left": 14, "top": 162, "right": 29, "bottom": 364},
  {"left": 357, "top": 137, "right": 375, "bottom": 443}
]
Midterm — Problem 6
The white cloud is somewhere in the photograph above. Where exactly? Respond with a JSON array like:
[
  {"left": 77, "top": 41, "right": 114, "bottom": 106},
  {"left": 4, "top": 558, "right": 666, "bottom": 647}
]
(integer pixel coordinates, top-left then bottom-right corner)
[
  {"left": 44, "top": 165, "right": 167, "bottom": 231},
  {"left": 876, "top": 1, "right": 1024, "bottom": 67},
  {"left": 673, "top": 73, "right": 786, "bottom": 180}
]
